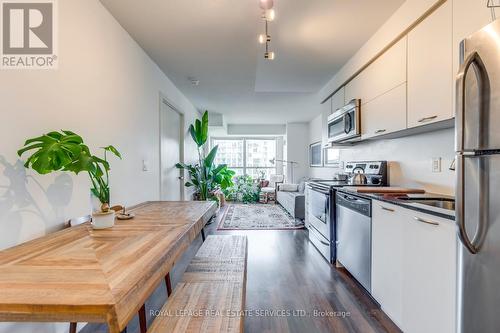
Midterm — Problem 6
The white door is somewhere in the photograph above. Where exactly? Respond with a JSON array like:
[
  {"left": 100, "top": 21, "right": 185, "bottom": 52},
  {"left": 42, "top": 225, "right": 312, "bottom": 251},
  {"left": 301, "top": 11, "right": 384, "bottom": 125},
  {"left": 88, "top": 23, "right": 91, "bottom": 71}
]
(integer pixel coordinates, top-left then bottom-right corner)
[{"left": 160, "top": 100, "right": 184, "bottom": 201}]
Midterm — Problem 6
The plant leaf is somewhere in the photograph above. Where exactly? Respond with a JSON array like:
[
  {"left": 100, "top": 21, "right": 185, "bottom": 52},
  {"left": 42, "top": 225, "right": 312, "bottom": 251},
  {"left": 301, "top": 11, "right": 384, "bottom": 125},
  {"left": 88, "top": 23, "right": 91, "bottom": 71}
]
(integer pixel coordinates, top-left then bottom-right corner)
[
  {"left": 204, "top": 145, "right": 218, "bottom": 168},
  {"left": 189, "top": 124, "right": 198, "bottom": 146},
  {"left": 200, "top": 111, "right": 209, "bottom": 145},
  {"left": 102, "top": 145, "right": 122, "bottom": 159}
]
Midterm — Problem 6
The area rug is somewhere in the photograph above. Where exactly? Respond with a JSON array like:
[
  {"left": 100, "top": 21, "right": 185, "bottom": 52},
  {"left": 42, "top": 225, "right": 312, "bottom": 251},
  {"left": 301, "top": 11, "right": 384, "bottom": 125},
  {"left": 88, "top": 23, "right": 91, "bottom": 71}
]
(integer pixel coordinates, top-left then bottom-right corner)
[{"left": 218, "top": 204, "right": 304, "bottom": 230}]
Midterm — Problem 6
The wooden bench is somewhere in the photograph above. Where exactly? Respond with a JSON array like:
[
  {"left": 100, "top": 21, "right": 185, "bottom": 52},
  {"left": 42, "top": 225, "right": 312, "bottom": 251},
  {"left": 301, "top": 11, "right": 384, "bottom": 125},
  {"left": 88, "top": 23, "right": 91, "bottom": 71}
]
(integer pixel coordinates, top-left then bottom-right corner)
[{"left": 149, "top": 235, "right": 248, "bottom": 333}]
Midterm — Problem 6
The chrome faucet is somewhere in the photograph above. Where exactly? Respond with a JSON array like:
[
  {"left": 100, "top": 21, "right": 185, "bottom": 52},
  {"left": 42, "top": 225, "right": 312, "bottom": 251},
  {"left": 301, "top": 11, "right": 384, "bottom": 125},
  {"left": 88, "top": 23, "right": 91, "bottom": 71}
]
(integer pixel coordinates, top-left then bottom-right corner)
[{"left": 449, "top": 158, "right": 456, "bottom": 171}]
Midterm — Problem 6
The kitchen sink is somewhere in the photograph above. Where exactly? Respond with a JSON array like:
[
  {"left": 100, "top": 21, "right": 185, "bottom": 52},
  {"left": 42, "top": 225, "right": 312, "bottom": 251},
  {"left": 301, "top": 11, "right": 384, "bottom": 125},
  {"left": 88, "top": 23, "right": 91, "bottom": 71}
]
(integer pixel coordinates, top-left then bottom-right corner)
[{"left": 397, "top": 197, "right": 456, "bottom": 211}]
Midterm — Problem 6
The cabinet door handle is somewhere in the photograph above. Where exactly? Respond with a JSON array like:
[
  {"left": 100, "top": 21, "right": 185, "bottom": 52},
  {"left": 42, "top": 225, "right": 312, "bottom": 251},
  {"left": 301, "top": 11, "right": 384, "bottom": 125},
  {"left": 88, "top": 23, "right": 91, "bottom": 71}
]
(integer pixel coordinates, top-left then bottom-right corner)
[
  {"left": 380, "top": 206, "right": 395, "bottom": 212},
  {"left": 418, "top": 115, "right": 438, "bottom": 123},
  {"left": 375, "top": 129, "right": 387, "bottom": 134},
  {"left": 414, "top": 216, "right": 439, "bottom": 226}
]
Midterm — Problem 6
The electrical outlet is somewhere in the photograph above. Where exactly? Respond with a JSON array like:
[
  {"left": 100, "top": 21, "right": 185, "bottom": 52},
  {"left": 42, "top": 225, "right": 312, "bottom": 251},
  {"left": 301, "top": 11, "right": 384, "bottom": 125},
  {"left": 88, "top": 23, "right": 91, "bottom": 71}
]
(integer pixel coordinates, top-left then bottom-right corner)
[{"left": 432, "top": 157, "right": 441, "bottom": 173}]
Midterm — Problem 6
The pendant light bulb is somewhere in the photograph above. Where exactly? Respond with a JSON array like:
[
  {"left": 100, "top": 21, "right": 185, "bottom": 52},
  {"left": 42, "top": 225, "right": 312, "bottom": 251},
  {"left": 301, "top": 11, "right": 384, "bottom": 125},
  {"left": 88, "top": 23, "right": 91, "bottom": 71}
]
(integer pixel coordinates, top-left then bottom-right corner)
[
  {"left": 258, "top": 34, "right": 271, "bottom": 44},
  {"left": 259, "top": 0, "right": 274, "bottom": 10},
  {"left": 265, "top": 9, "right": 275, "bottom": 21},
  {"left": 265, "top": 51, "right": 275, "bottom": 60}
]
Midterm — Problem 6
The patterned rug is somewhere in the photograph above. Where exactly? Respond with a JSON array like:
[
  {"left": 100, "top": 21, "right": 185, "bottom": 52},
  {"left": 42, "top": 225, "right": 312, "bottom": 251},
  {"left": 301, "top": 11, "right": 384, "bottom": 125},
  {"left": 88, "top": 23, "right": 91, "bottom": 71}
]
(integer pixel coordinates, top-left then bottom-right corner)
[{"left": 218, "top": 204, "right": 304, "bottom": 230}]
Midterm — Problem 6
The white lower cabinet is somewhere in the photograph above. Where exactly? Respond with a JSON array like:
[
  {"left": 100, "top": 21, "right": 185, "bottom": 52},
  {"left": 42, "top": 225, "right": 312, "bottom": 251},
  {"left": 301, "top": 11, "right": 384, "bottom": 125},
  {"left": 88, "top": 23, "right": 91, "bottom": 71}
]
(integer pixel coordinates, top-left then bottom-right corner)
[
  {"left": 372, "top": 202, "right": 404, "bottom": 327},
  {"left": 372, "top": 201, "right": 457, "bottom": 333},
  {"left": 401, "top": 208, "right": 457, "bottom": 333}
]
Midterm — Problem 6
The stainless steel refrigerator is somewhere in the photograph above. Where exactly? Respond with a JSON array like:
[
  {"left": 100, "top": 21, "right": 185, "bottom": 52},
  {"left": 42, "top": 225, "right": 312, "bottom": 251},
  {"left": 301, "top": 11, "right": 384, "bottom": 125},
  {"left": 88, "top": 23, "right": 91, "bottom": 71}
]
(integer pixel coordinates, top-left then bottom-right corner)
[{"left": 456, "top": 18, "right": 500, "bottom": 333}]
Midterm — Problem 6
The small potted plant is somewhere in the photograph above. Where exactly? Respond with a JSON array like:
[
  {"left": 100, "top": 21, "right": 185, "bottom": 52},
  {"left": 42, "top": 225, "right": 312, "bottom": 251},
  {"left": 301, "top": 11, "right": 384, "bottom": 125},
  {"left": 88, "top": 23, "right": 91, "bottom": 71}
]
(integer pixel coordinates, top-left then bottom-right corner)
[{"left": 18, "top": 130, "right": 121, "bottom": 229}]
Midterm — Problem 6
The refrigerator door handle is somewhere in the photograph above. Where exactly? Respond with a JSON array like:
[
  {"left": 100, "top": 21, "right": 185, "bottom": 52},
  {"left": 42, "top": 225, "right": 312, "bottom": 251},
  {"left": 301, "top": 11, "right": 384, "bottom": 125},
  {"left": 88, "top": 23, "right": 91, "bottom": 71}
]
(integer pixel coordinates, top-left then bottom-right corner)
[
  {"left": 456, "top": 51, "right": 487, "bottom": 152},
  {"left": 456, "top": 50, "right": 487, "bottom": 255},
  {"left": 457, "top": 154, "right": 479, "bottom": 254}
]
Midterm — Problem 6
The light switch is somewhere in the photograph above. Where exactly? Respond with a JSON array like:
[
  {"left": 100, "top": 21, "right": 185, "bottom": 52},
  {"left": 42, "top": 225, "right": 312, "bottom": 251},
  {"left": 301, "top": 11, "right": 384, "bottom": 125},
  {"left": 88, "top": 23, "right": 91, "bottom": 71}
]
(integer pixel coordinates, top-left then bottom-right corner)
[
  {"left": 432, "top": 157, "right": 441, "bottom": 173},
  {"left": 142, "top": 159, "right": 149, "bottom": 172}
]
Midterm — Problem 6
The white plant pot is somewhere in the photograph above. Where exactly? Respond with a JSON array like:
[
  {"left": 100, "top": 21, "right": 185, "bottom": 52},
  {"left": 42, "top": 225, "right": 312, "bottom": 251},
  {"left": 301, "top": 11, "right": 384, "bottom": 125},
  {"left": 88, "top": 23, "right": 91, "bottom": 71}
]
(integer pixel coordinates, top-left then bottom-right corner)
[{"left": 91, "top": 211, "right": 115, "bottom": 229}]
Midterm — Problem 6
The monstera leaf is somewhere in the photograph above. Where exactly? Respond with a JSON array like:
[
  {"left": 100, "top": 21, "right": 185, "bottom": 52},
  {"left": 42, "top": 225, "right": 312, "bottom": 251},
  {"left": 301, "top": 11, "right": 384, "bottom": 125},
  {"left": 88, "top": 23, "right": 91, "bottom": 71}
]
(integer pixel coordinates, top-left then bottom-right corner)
[
  {"left": 18, "top": 130, "right": 122, "bottom": 209},
  {"left": 17, "top": 130, "right": 88, "bottom": 174}
]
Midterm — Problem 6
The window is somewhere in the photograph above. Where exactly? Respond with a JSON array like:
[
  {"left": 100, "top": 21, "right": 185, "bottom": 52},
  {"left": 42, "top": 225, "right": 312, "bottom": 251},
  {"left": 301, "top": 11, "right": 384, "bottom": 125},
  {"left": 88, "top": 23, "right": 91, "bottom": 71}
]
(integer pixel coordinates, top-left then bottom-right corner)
[
  {"left": 211, "top": 137, "right": 278, "bottom": 179},
  {"left": 324, "top": 147, "right": 340, "bottom": 166}
]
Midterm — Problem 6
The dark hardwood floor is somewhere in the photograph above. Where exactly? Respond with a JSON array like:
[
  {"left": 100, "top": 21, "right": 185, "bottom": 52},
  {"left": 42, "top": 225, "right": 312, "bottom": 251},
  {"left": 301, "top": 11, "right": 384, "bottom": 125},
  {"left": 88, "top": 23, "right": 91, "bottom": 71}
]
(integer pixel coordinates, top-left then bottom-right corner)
[{"left": 82, "top": 205, "right": 400, "bottom": 333}]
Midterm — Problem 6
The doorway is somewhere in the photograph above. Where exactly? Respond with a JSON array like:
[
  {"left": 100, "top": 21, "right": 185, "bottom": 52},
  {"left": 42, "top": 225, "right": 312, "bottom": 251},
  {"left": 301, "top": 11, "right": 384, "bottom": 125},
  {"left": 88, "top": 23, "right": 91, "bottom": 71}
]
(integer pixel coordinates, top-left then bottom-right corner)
[{"left": 159, "top": 97, "right": 184, "bottom": 201}]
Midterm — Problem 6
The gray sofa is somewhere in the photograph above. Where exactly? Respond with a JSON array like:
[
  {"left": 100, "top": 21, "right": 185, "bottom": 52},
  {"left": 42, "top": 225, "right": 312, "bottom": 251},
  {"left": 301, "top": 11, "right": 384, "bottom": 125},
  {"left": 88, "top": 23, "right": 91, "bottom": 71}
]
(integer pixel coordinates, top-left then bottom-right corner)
[{"left": 276, "top": 182, "right": 305, "bottom": 220}]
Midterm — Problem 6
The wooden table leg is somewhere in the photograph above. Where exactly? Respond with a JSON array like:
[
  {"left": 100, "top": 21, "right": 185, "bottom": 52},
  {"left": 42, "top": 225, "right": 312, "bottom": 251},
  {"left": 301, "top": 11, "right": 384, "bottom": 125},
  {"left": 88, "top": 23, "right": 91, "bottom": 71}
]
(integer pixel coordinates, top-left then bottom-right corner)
[
  {"left": 165, "top": 273, "right": 173, "bottom": 296},
  {"left": 139, "top": 304, "right": 147, "bottom": 333},
  {"left": 69, "top": 322, "right": 77, "bottom": 333}
]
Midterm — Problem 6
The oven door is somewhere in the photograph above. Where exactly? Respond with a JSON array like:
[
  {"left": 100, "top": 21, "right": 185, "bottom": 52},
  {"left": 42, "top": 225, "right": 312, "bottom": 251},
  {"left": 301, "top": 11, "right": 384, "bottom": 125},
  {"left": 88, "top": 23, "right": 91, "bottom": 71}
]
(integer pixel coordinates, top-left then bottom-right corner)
[{"left": 307, "top": 185, "right": 331, "bottom": 239}]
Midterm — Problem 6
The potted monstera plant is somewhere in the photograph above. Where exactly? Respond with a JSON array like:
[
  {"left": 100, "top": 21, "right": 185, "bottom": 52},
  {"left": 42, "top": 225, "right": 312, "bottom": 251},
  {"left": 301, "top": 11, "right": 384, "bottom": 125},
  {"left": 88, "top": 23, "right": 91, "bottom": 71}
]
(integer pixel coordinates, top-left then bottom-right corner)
[{"left": 17, "top": 130, "right": 121, "bottom": 229}]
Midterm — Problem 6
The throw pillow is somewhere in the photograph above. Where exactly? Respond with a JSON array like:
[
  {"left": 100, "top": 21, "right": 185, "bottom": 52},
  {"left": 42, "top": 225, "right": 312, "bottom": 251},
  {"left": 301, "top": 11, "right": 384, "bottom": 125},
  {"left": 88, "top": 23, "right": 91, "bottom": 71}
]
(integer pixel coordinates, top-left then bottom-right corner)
[{"left": 279, "top": 183, "right": 299, "bottom": 192}]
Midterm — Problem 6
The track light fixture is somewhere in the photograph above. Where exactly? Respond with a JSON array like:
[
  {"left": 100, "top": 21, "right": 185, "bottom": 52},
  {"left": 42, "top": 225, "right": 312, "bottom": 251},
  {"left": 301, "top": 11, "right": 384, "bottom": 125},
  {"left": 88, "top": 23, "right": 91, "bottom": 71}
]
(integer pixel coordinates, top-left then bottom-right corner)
[{"left": 258, "top": 2, "right": 276, "bottom": 60}]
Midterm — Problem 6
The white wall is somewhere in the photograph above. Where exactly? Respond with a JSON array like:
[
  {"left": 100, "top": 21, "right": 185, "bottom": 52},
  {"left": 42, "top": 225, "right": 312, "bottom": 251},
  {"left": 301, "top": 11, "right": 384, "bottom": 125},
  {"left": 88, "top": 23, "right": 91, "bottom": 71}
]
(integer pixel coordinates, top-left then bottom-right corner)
[
  {"left": 308, "top": 114, "right": 456, "bottom": 195},
  {"left": 0, "top": 1, "right": 199, "bottom": 331},
  {"left": 285, "top": 123, "right": 309, "bottom": 183},
  {"left": 308, "top": 115, "right": 338, "bottom": 180},
  {"left": 227, "top": 124, "right": 287, "bottom": 136}
]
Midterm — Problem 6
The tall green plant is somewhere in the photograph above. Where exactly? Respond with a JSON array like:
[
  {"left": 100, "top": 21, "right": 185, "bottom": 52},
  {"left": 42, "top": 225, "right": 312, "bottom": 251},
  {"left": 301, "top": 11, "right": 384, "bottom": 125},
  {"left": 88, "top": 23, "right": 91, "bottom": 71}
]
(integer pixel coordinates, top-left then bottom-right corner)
[
  {"left": 176, "top": 111, "right": 235, "bottom": 200},
  {"left": 17, "top": 130, "right": 121, "bottom": 212}
]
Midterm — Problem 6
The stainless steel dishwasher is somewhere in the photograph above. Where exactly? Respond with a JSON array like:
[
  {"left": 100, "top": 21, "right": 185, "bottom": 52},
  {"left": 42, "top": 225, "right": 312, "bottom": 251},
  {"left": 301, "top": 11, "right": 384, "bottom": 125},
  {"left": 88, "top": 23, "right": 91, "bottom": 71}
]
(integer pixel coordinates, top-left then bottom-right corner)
[{"left": 336, "top": 192, "right": 372, "bottom": 292}]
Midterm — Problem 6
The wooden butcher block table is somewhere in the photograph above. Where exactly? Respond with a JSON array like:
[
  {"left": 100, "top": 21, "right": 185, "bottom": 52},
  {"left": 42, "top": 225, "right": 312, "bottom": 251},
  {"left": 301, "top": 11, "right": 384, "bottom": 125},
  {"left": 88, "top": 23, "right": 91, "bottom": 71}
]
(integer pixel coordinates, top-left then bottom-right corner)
[{"left": 0, "top": 201, "right": 217, "bottom": 333}]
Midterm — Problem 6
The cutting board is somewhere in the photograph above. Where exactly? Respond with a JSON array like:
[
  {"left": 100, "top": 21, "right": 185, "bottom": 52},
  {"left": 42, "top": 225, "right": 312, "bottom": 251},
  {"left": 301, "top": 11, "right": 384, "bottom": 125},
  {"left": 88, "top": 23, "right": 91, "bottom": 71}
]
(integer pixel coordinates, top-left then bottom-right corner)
[{"left": 348, "top": 187, "right": 426, "bottom": 194}]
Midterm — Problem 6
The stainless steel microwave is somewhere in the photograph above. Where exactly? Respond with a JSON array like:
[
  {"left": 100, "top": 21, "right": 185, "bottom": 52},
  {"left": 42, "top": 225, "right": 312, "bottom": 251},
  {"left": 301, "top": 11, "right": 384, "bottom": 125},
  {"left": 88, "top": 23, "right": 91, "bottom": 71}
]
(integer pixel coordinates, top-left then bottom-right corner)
[{"left": 327, "top": 99, "right": 361, "bottom": 144}]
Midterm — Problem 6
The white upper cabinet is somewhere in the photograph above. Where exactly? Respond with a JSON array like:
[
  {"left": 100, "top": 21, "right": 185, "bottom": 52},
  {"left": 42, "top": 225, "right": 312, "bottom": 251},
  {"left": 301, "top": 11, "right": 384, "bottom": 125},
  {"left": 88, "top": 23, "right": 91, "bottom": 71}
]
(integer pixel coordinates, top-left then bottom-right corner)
[
  {"left": 331, "top": 87, "right": 345, "bottom": 112},
  {"left": 321, "top": 88, "right": 344, "bottom": 147},
  {"left": 345, "top": 38, "right": 407, "bottom": 105},
  {"left": 361, "top": 82, "right": 407, "bottom": 140},
  {"left": 320, "top": 97, "right": 332, "bottom": 148},
  {"left": 407, "top": 1, "right": 453, "bottom": 128}
]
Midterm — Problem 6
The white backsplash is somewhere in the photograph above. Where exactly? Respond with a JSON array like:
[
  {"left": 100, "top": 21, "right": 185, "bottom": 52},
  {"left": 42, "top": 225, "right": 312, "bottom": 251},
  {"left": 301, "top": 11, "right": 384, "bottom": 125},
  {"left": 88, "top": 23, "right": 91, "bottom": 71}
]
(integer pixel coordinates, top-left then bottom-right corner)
[{"left": 308, "top": 115, "right": 456, "bottom": 195}]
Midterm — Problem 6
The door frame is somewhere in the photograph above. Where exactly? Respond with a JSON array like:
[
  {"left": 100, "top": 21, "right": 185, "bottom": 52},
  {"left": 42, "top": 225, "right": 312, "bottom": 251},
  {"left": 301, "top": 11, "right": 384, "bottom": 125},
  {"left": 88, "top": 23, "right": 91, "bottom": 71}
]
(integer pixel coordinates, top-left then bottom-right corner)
[{"left": 159, "top": 93, "right": 185, "bottom": 201}]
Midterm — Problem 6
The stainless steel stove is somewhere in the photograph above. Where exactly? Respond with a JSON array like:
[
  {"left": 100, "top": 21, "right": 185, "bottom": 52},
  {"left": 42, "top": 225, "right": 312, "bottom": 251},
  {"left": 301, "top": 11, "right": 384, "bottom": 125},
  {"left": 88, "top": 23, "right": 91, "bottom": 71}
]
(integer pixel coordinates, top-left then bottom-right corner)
[{"left": 305, "top": 161, "right": 388, "bottom": 263}]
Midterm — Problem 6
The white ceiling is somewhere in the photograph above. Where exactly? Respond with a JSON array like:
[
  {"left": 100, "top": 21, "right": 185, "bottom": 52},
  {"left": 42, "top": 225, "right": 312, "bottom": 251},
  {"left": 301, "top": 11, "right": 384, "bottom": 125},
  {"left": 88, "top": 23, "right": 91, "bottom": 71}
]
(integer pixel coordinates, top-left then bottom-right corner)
[{"left": 100, "top": 0, "right": 404, "bottom": 124}]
